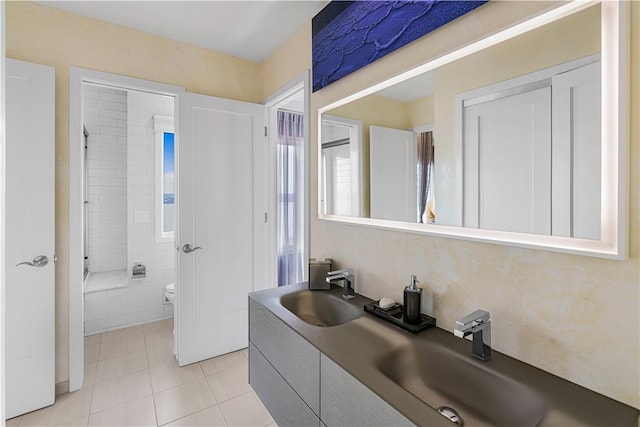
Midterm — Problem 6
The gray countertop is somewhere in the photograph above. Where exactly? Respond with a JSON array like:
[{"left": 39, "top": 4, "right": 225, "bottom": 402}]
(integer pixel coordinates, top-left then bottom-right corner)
[{"left": 249, "top": 283, "right": 639, "bottom": 427}]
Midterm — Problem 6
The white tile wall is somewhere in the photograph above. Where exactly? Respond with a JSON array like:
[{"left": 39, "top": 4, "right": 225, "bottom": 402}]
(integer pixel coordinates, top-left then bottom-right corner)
[
  {"left": 84, "top": 86, "right": 128, "bottom": 274},
  {"left": 84, "top": 88, "right": 175, "bottom": 336}
]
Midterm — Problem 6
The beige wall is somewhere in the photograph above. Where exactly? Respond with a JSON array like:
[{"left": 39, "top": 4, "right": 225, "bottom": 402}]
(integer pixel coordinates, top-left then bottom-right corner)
[
  {"left": 263, "top": 0, "right": 640, "bottom": 408},
  {"left": 6, "top": 1, "right": 262, "bottom": 385}
]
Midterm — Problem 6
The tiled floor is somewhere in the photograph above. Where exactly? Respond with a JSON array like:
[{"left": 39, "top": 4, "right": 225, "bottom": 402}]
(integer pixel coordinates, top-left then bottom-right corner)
[{"left": 6, "top": 318, "right": 276, "bottom": 427}]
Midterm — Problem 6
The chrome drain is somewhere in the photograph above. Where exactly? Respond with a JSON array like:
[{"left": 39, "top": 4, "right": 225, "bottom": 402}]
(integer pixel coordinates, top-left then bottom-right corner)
[{"left": 437, "top": 406, "right": 463, "bottom": 426}]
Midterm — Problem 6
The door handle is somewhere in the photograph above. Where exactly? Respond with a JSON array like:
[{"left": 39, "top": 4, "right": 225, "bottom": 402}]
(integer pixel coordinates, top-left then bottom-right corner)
[
  {"left": 16, "top": 255, "right": 49, "bottom": 267},
  {"left": 182, "top": 244, "right": 203, "bottom": 254}
]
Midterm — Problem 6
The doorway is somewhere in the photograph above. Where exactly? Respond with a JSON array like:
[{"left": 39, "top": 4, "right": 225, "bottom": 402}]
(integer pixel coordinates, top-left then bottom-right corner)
[
  {"left": 69, "top": 68, "right": 185, "bottom": 391},
  {"left": 265, "top": 73, "right": 310, "bottom": 288},
  {"left": 81, "top": 83, "right": 176, "bottom": 335}
]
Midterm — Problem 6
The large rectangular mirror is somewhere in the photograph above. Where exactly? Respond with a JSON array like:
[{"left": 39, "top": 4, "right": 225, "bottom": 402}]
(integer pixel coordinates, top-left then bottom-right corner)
[{"left": 318, "top": 1, "right": 628, "bottom": 259}]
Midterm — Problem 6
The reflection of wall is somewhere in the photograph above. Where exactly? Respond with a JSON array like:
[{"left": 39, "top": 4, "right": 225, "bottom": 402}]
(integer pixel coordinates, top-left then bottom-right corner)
[
  {"left": 7, "top": 1, "right": 261, "bottom": 387},
  {"left": 433, "top": 5, "right": 600, "bottom": 227},
  {"left": 330, "top": 95, "right": 409, "bottom": 216},
  {"left": 328, "top": 94, "right": 434, "bottom": 215},
  {"left": 406, "top": 95, "right": 434, "bottom": 129},
  {"left": 262, "top": 1, "right": 640, "bottom": 409}
]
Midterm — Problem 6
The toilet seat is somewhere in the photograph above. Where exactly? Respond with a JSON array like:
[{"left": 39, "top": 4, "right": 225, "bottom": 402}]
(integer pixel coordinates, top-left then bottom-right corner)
[{"left": 164, "top": 282, "right": 175, "bottom": 304}]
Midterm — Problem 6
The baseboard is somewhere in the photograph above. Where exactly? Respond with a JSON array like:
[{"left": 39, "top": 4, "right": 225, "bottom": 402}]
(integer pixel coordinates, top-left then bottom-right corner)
[{"left": 55, "top": 381, "right": 69, "bottom": 396}]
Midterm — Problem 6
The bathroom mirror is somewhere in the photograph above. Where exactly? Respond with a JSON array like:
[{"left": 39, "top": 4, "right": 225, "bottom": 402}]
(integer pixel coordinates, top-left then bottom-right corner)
[{"left": 318, "top": 1, "right": 629, "bottom": 259}]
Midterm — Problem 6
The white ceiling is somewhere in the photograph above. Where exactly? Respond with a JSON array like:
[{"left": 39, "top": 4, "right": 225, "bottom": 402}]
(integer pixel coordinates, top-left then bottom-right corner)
[{"left": 39, "top": 1, "right": 329, "bottom": 63}]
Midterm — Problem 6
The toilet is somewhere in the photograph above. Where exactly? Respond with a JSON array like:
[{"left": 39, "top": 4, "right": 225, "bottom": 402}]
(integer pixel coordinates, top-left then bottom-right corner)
[{"left": 164, "top": 282, "right": 175, "bottom": 304}]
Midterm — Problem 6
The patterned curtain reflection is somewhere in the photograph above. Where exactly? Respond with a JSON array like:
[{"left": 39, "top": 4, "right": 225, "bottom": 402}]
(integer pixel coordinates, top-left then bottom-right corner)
[
  {"left": 417, "top": 131, "right": 435, "bottom": 224},
  {"left": 277, "top": 110, "right": 304, "bottom": 286}
]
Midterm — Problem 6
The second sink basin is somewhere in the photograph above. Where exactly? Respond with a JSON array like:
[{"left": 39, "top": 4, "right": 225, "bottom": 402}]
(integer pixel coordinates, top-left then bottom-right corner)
[
  {"left": 376, "top": 340, "right": 548, "bottom": 426},
  {"left": 280, "top": 287, "right": 363, "bottom": 327}
]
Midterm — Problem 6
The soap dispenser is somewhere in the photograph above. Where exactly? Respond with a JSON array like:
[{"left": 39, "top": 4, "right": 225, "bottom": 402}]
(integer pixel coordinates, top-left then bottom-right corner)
[{"left": 403, "top": 275, "right": 422, "bottom": 324}]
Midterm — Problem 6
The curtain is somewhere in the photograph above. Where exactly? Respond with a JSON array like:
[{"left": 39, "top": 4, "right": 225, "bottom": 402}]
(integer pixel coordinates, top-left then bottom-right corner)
[
  {"left": 277, "top": 110, "right": 305, "bottom": 286},
  {"left": 417, "top": 131, "right": 435, "bottom": 224}
]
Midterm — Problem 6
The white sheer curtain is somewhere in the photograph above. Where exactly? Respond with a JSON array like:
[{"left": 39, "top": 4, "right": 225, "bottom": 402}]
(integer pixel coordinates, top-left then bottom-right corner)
[{"left": 277, "top": 110, "right": 305, "bottom": 286}]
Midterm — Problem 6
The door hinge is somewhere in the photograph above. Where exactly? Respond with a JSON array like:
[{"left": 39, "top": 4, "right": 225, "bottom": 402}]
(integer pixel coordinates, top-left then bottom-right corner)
[
  {"left": 265, "top": 126, "right": 268, "bottom": 137},
  {"left": 264, "top": 212, "right": 268, "bottom": 223}
]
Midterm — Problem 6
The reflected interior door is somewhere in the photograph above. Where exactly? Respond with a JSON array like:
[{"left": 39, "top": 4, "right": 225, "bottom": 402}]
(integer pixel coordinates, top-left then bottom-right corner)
[
  {"left": 5, "top": 58, "right": 56, "bottom": 418},
  {"left": 176, "top": 92, "right": 265, "bottom": 366},
  {"left": 463, "top": 87, "right": 552, "bottom": 234},
  {"left": 369, "top": 125, "right": 417, "bottom": 222}
]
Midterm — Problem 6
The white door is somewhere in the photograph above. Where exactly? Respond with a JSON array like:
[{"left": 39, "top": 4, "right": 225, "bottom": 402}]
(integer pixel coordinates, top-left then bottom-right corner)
[
  {"left": 369, "top": 126, "right": 416, "bottom": 222},
  {"left": 551, "top": 61, "right": 601, "bottom": 239},
  {"left": 463, "top": 86, "right": 552, "bottom": 234},
  {"left": 5, "top": 59, "right": 56, "bottom": 418},
  {"left": 176, "top": 93, "right": 265, "bottom": 366}
]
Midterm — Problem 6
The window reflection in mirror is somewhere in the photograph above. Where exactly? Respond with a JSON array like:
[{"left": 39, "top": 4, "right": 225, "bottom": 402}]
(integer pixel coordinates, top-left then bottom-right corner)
[{"left": 319, "top": 3, "right": 601, "bottom": 239}]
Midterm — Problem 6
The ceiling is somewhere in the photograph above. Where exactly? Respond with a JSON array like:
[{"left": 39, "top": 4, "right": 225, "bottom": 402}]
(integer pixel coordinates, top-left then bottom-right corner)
[{"left": 39, "top": 1, "right": 329, "bottom": 63}]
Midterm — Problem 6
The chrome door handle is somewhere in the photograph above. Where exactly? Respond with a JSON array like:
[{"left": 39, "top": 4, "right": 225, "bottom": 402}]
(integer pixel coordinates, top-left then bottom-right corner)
[
  {"left": 16, "top": 255, "right": 49, "bottom": 267},
  {"left": 182, "top": 244, "right": 203, "bottom": 254}
]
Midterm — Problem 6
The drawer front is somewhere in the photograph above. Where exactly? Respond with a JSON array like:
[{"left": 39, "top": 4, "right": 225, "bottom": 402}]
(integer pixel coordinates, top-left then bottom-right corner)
[
  {"left": 249, "top": 343, "right": 320, "bottom": 427},
  {"left": 249, "top": 298, "right": 320, "bottom": 414},
  {"left": 320, "top": 354, "right": 414, "bottom": 427}
]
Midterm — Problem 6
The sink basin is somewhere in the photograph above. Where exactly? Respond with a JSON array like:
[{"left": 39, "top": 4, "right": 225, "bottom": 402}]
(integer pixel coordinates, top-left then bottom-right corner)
[
  {"left": 377, "top": 340, "right": 547, "bottom": 426},
  {"left": 280, "top": 289, "right": 363, "bottom": 327}
]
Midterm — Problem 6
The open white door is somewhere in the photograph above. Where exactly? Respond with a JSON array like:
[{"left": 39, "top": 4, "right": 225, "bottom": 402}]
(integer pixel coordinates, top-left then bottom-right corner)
[
  {"left": 176, "top": 92, "right": 265, "bottom": 366},
  {"left": 370, "top": 125, "right": 416, "bottom": 222},
  {"left": 5, "top": 58, "right": 56, "bottom": 418}
]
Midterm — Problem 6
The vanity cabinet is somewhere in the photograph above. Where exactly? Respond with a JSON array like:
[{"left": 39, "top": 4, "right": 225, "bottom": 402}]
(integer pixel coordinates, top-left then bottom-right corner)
[
  {"left": 249, "top": 343, "right": 320, "bottom": 427},
  {"left": 320, "top": 354, "right": 413, "bottom": 427},
  {"left": 249, "top": 297, "right": 414, "bottom": 427},
  {"left": 249, "top": 299, "right": 320, "bottom": 423}
]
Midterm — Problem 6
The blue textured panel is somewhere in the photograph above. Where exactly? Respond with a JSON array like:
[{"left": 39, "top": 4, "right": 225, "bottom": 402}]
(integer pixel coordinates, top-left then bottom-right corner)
[{"left": 312, "top": 0, "right": 488, "bottom": 92}]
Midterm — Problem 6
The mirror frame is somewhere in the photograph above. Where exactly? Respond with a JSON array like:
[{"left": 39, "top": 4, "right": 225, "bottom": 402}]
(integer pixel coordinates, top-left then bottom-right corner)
[{"left": 317, "top": 0, "right": 629, "bottom": 260}]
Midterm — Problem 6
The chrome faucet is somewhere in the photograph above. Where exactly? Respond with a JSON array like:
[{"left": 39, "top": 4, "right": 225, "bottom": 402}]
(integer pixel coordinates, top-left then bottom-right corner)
[
  {"left": 326, "top": 268, "right": 355, "bottom": 300},
  {"left": 453, "top": 309, "right": 492, "bottom": 361}
]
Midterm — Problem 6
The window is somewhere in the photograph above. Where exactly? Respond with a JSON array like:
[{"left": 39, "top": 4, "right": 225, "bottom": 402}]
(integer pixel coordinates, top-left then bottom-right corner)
[{"left": 154, "top": 115, "right": 175, "bottom": 242}]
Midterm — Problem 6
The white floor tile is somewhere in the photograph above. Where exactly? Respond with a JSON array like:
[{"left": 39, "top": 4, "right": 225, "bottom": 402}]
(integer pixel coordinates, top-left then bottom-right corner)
[
  {"left": 200, "top": 351, "right": 246, "bottom": 377},
  {"left": 94, "top": 349, "right": 148, "bottom": 383},
  {"left": 218, "top": 392, "right": 273, "bottom": 427},
  {"left": 150, "top": 363, "right": 204, "bottom": 393},
  {"left": 153, "top": 378, "right": 216, "bottom": 426},
  {"left": 88, "top": 396, "right": 156, "bottom": 427},
  {"left": 206, "top": 365, "right": 250, "bottom": 403},
  {"left": 90, "top": 370, "right": 152, "bottom": 414},
  {"left": 48, "top": 386, "right": 93, "bottom": 426},
  {"left": 162, "top": 406, "right": 226, "bottom": 426}
]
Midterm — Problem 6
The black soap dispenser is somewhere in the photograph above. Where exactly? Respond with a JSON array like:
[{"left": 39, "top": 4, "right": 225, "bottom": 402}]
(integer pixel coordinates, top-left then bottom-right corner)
[{"left": 403, "top": 275, "right": 422, "bottom": 324}]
